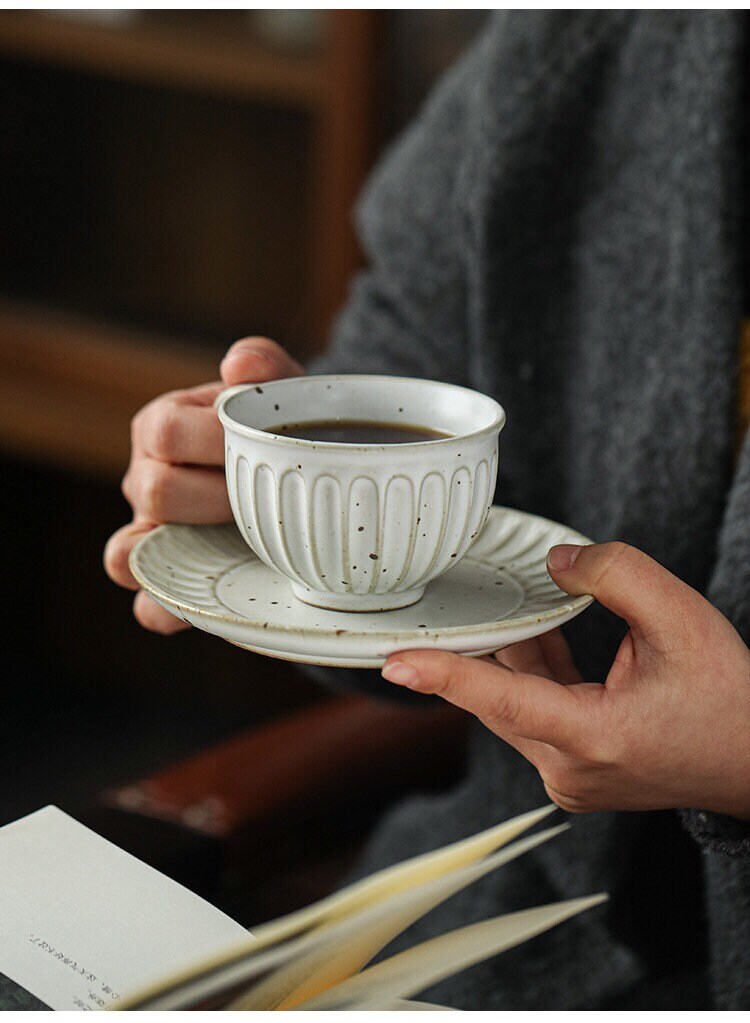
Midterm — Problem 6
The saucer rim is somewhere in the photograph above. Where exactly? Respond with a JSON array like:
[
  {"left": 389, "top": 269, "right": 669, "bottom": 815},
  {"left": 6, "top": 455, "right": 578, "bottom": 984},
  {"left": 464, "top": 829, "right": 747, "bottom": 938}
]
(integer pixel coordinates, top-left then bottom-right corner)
[{"left": 130, "top": 506, "right": 595, "bottom": 643}]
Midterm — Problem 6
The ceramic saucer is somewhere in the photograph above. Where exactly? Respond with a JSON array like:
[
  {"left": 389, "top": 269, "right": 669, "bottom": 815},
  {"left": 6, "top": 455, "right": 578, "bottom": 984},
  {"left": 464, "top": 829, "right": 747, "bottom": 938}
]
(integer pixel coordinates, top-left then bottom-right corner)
[{"left": 130, "top": 506, "right": 594, "bottom": 668}]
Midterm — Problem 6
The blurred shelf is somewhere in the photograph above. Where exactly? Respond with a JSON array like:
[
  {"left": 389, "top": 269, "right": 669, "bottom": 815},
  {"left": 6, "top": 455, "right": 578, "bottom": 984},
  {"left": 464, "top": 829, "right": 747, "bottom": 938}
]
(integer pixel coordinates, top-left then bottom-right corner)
[
  {"left": 0, "top": 11, "right": 378, "bottom": 342},
  {"left": 0, "top": 12, "right": 327, "bottom": 109},
  {"left": 0, "top": 299, "right": 219, "bottom": 479},
  {"left": 0, "top": 13, "right": 377, "bottom": 479}
]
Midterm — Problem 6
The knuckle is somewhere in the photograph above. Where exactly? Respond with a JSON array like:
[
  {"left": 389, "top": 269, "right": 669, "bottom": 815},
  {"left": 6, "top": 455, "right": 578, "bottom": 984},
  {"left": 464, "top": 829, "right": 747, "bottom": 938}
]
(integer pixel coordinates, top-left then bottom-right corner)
[
  {"left": 151, "top": 402, "right": 182, "bottom": 462},
  {"left": 121, "top": 469, "right": 134, "bottom": 506},
  {"left": 130, "top": 406, "right": 144, "bottom": 446},
  {"left": 544, "top": 782, "right": 590, "bottom": 814},
  {"left": 485, "top": 685, "right": 522, "bottom": 732},
  {"left": 231, "top": 335, "right": 276, "bottom": 356},
  {"left": 425, "top": 655, "right": 470, "bottom": 701},
  {"left": 224, "top": 336, "right": 300, "bottom": 377},
  {"left": 591, "top": 726, "right": 625, "bottom": 768},
  {"left": 141, "top": 463, "right": 173, "bottom": 521},
  {"left": 582, "top": 741, "right": 615, "bottom": 770},
  {"left": 589, "top": 541, "right": 633, "bottom": 590},
  {"left": 227, "top": 336, "right": 270, "bottom": 363},
  {"left": 542, "top": 761, "right": 594, "bottom": 813},
  {"left": 567, "top": 699, "right": 620, "bottom": 767},
  {"left": 428, "top": 662, "right": 457, "bottom": 699},
  {"left": 544, "top": 762, "right": 573, "bottom": 796},
  {"left": 540, "top": 761, "right": 589, "bottom": 814}
]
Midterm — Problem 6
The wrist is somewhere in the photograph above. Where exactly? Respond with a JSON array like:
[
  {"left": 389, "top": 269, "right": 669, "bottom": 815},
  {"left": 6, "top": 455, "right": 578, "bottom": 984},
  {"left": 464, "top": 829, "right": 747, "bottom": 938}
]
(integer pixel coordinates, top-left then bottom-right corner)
[{"left": 701, "top": 762, "right": 750, "bottom": 821}]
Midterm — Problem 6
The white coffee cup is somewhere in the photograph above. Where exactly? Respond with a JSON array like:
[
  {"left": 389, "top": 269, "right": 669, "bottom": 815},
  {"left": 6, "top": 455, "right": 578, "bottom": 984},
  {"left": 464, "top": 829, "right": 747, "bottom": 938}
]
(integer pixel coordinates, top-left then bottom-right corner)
[{"left": 216, "top": 375, "right": 505, "bottom": 612}]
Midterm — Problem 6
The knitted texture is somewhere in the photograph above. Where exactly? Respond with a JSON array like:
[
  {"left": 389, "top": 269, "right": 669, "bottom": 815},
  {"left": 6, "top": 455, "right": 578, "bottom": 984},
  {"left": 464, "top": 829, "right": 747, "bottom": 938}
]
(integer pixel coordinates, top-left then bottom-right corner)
[
  {"left": 309, "top": 12, "right": 750, "bottom": 1009},
  {"left": 3, "top": 12, "right": 746, "bottom": 1013}
]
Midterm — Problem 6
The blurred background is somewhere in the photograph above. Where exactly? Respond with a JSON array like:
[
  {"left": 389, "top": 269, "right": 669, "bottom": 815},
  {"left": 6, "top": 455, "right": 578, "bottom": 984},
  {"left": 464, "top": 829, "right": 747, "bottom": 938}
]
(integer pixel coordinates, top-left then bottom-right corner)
[{"left": 0, "top": 10, "right": 486, "bottom": 922}]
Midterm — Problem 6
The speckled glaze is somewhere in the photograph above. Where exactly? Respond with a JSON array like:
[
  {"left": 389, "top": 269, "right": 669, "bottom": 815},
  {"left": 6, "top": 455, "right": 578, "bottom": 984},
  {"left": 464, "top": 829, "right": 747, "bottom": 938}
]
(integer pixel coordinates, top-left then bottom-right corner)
[
  {"left": 129, "top": 506, "right": 595, "bottom": 668},
  {"left": 215, "top": 376, "right": 505, "bottom": 611}
]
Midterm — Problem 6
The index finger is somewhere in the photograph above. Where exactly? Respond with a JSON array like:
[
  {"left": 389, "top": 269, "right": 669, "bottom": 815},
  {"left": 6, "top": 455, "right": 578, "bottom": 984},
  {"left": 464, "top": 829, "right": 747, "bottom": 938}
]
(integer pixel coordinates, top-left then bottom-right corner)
[
  {"left": 133, "top": 384, "right": 225, "bottom": 465},
  {"left": 382, "top": 649, "right": 599, "bottom": 752}
]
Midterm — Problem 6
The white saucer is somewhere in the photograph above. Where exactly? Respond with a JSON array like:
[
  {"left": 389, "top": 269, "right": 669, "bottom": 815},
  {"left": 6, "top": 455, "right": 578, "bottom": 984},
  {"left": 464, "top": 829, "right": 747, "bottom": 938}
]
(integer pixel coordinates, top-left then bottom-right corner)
[{"left": 130, "top": 506, "right": 594, "bottom": 668}]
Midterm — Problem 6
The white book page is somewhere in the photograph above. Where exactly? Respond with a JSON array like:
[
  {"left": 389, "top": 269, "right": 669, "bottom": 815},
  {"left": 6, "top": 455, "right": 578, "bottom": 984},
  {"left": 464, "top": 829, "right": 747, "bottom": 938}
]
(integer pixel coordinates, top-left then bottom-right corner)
[
  {"left": 230, "top": 825, "right": 568, "bottom": 1011},
  {"left": 124, "top": 805, "right": 557, "bottom": 1009},
  {"left": 299, "top": 895, "right": 608, "bottom": 1011},
  {"left": 251, "top": 804, "right": 557, "bottom": 947},
  {"left": 0, "top": 807, "right": 249, "bottom": 1010}
]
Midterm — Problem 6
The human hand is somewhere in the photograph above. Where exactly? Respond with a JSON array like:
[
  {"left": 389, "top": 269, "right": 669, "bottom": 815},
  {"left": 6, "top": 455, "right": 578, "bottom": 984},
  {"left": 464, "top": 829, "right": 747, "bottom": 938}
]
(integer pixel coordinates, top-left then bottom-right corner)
[
  {"left": 104, "top": 337, "right": 303, "bottom": 633},
  {"left": 381, "top": 542, "right": 750, "bottom": 820}
]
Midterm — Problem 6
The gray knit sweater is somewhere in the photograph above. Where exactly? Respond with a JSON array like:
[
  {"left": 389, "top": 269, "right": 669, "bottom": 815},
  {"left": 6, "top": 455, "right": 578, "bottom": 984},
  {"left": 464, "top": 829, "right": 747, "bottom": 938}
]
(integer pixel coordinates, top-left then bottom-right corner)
[
  {"left": 2, "top": 11, "right": 745, "bottom": 1013},
  {"left": 308, "top": 11, "right": 750, "bottom": 1010}
]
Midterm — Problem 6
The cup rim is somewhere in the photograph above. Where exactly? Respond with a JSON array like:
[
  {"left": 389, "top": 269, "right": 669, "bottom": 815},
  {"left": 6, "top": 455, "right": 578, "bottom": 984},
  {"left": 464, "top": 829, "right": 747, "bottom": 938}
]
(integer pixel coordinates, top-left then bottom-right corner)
[{"left": 215, "top": 374, "right": 506, "bottom": 450}]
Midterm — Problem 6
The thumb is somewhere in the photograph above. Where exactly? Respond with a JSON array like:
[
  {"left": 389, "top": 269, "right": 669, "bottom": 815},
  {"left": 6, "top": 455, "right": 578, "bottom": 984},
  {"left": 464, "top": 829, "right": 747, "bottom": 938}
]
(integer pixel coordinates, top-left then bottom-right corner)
[
  {"left": 220, "top": 336, "right": 304, "bottom": 387},
  {"left": 546, "top": 541, "right": 700, "bottom": 643}
]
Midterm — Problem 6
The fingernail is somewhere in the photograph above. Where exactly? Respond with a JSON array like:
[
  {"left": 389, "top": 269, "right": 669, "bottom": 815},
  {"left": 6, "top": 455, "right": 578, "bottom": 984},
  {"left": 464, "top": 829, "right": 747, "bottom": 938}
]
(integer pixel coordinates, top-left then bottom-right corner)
[
  {"left": 547, "top": 544, "right": 583, "bottom": 572},
  {"left": 382, "top": 660, "right": 421, "bottom": 688},
  {"left": 222, "top": 343, "right": 271, "bottom": 366}
]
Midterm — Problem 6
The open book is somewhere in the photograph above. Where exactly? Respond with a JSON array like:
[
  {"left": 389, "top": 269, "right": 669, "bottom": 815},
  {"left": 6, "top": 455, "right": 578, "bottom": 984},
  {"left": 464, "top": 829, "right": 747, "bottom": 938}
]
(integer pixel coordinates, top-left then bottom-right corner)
[{"left": 0, "top": 805, "right": 605, "bottom": 1011}]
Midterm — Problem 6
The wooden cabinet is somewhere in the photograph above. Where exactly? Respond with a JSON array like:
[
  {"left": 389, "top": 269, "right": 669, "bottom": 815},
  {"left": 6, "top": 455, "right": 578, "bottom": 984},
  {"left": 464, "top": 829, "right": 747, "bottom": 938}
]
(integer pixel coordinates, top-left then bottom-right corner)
[{"left": 0, "top": 11, "right": 378, "bottom": 478}]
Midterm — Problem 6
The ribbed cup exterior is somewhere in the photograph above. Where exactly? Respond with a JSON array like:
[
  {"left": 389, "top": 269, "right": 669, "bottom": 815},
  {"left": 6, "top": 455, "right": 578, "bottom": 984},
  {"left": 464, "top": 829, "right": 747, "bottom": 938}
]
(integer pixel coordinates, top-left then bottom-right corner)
[{"left": 224, "top": 435, "right": 498, "bottom": 603}]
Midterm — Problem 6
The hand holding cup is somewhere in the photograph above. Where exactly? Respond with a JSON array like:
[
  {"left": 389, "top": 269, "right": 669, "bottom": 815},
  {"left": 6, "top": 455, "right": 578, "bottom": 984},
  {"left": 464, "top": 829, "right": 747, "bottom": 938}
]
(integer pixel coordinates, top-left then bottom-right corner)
[{"left": 104, "top": 337, "right": 303, "bottom": 633}]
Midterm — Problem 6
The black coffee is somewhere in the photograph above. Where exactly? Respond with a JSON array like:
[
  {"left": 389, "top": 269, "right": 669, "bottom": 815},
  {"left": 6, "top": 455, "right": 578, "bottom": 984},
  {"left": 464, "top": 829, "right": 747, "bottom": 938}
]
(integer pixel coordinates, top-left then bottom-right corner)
[{"left": 267, "top": 420, "right": 451, "bottom": 444}]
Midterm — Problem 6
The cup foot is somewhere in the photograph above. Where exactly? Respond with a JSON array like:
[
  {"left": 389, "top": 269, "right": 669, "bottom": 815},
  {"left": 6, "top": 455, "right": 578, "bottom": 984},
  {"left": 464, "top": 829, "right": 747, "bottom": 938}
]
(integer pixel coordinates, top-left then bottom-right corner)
[{"left": 290, "top": 583, "right": 426, "bottom": 613}]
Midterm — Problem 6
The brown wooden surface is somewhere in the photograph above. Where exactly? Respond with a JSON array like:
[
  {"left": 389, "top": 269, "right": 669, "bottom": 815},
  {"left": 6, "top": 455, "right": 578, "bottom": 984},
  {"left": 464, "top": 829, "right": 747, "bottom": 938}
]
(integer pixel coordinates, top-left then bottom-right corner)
[
  {"left": 0, "top": 11, "right": 326, "bottom": 109},
  {"left": 100, "top": 695, "right": 468, "bottom": 923},
  {"left": 105, "top": 695, "right": 467, "bottom": 839},
  {"left": 310, "top": 11, "right": 379, "bottom": 340},
  {"left": 0, "top": 299, "right": 218, "bottom": 477}
]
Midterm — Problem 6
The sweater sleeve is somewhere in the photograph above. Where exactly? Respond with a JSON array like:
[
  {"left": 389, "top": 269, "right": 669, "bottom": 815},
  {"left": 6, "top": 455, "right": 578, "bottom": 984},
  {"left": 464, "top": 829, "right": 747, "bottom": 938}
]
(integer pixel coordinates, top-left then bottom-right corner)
[
  {"left": 307, "top": 22, "right": 500, "bottom": 383},
  {"left": 299, "top": 26, "right": 496, "bottom": 701},
  {"left": 679, "top": 809, "right": 750, "bottom": 858}
]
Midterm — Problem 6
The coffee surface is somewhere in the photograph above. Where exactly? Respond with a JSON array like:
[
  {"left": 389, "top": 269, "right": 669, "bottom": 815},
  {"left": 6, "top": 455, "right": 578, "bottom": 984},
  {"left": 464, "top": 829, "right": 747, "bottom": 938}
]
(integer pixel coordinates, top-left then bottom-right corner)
[{"left": 266, "top": 419, "right": 451, "bottom": 444}]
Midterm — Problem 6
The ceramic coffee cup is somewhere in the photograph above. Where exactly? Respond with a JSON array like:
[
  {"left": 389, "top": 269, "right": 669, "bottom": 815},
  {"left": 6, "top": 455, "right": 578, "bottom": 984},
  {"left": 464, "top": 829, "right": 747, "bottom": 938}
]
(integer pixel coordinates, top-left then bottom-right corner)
[{"left": 215, "top": 375, "right": 505, "bottom": 611}]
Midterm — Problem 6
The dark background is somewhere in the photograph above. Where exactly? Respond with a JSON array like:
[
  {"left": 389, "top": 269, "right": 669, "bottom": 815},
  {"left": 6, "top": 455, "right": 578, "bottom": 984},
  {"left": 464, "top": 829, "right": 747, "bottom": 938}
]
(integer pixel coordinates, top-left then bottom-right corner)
[{"left": 0, "top": 11, "right": 486, "bottom": 923}]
